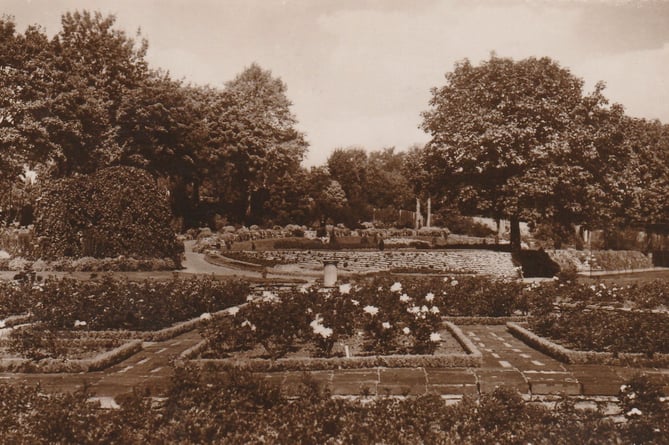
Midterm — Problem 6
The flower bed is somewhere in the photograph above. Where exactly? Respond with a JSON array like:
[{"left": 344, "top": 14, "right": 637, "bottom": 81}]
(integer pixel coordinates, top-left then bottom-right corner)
[
  {"left": 0, "top": 276, "right": 249, "bottom": 370},
  {"left": 0, "top": 256, "right": 179, "bottom": 272},
  {"left": 189, "top": 277, "right": 521, "bottom": 370},
  {"left": 183, "top": 320, "right": 480, "bottom": 371},
  {"left": 508, "top": 322, "right": 669, "bottom": 367}
]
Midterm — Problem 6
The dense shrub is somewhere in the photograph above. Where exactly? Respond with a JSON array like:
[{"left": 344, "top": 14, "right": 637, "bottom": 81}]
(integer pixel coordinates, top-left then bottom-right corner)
[
  {"left": 0, "top": 280, "right": 32, "bottom": 318},
  {"left": 441, "top": 214, "right": 496, "bottom": 238},
  {"left": 2, "top": 370, "right": 664, "bottom": 444},
  {"left": 34, "top": 166, "right": 182, "bottom": 261},
  {"left": 9, "top": 276, "right": 249, "bottom": 331},
  {"left": 529, "top": 303, "right": 669, "bottom": 356}
]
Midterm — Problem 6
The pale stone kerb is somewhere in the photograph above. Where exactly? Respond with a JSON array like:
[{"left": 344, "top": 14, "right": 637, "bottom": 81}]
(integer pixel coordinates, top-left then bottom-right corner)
[{"left": 445, "top": 321, "right": 483, "bottom": 367}]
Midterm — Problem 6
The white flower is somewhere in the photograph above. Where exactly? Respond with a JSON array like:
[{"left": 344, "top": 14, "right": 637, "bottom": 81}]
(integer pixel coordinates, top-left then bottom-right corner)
[
  {"left": 620, "top": 385, "right": 627, "bottom": 392},
  {"left": 339, "top": 283, "right": 352, "bottom": 294},
  {"left": 425, "top": 292, "right": 434, "bottom": 302},
  {"left": 421, "top": 305, "right": 429, "bottom": 313},
  {"left": 430, "top": 306, "right": 440, "bottom": 314},
  {"left": 351, "top": 299, "right": 360, "bottom": 306},
  {"left": 443, "top": 276, "right": 450, "bottom": 282},
  {"left": 241, "top": 320, "right": 257, "bottom": 331},
  {"left": 318, "top": 326, "right": 333, "bottom": 338},
  {"left": 200, "top": 312, "right": 212, "bottom": 320},
  {"left": 399, "top": 293, "right": 411, "bottom": 302},
  {"left": 382, "top": 322, "right": 391, "bottom": 329},
  {"left": 74, "top": 320, "right": 87, "bottom": 327},
  {"left": 390, "top": 282, "right": 402, "bottom": 293},
  {"left": 226, "top": 306, "right": 239, "bottom": 316},
  {"left": 430, "top": 332, "right": 442, "bottom": 342},
  {"left": 363, "top": 305, "right": 379, "bottom": 316},
  {"left": 451, "top": 280, "right": 459, "bottom": 286},
  {"left": 407, "top": 306, "right": 420, "bottom": 314},
  {"left": 310, "top": 316, "right": 333, "bottom": 338},
  {"left": 627, "top": 408, "right": 642, "bottom": 416},
  {"left": 299, "top": 285, "right": 310, "bottom": 294},
  {"left": 402, "top": 327, "right": 411, "bottom": 335},
  {"left": 262, "top": 291, "right": 279, "bottom": 302}
]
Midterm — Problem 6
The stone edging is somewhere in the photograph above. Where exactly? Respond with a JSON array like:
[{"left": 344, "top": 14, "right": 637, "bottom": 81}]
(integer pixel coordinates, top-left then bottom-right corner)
[
  {"left": 444, "top": 316, "right": 529, "bottom": 325},
  {"left": 0, "top": 307, "right": 236, "bottom": 373},
  {"left": 0, "top": 340, "right": 143, "bottom": 373},
  {"left": 507, "top": 322, "right": 669, "bottom": 368},
  {"left": 179, "top": 321, "right": 482, "bottom": 371}
]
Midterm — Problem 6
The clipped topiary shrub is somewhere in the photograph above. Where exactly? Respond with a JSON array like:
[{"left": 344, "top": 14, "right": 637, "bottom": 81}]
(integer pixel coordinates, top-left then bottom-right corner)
[{"left": 34, "top": 166, "right": 182, "bottom": 261}]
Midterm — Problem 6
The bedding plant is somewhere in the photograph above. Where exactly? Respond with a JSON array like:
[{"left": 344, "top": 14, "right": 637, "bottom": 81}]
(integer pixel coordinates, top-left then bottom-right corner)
[
  {"left": 2, "top": 276, "right": 248, "bottom": 361},
  {"left": 202, "top": 275, "right": 526, "bottom": 359}
]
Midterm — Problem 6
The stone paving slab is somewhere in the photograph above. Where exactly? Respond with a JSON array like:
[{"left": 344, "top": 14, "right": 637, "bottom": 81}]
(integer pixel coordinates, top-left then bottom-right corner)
[
  {"left": 475, "top": 369, "right": 529, "bottom": 394},
  {"left": 378, "top": 368, "right": 427, "bottom": 396},
  {"left": 331, "top": 370, "right": 379, "bottom": 396},
  {"left": 524, "top": 371, "right": 581, "bottom": 395}
]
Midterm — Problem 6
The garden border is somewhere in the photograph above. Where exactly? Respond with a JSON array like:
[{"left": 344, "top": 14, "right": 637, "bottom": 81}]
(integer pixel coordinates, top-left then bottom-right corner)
[
  {"left": 179, "top": 321, "right": 482, "bottom": 372},
  {"left": 445, "top": 316, "right": 528, "bottom": 325},
  {"left": 507, "top": 322, "right": 669, "bottom": 368},
  {"left": 0, "top": 339, "right": 142, "bottom": 373},
  {"left": 0, "top": 307, "right": 237, "bottom": 373}
]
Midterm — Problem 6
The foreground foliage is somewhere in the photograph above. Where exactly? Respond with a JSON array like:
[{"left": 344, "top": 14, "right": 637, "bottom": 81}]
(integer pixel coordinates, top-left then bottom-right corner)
[{"left": 1, "top": 370, "right": 667, "bottom": 444}]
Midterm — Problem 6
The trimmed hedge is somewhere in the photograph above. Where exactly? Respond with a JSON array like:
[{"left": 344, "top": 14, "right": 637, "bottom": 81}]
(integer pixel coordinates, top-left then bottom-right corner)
[{"left": 34, "top": 166, "right": 182, "bottom": 261}]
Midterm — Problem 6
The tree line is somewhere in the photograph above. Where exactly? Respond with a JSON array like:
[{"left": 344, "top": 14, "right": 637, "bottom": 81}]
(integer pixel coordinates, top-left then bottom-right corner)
[{"left": 2, "top": 11, "right": 669, "bottom": 250}]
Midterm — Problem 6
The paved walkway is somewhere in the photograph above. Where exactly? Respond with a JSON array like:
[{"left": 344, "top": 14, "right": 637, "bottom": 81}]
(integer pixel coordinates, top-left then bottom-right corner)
[
  {"left": 3, "top": 324, "right": 668, "bottom": 400},
  {"left": 1, "top": 244, "right": 668, "bottom": 399}
]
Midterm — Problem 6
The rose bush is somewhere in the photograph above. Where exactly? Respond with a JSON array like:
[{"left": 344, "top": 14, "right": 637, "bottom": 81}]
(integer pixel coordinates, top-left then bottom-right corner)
[{"left": 1, "top": 370, "right": 664, "bottom": 444}]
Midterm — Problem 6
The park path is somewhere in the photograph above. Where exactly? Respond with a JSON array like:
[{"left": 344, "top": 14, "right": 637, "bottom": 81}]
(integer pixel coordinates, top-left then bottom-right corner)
[{"left": 2, "top": 323, "right": 668, "bottom": 401}]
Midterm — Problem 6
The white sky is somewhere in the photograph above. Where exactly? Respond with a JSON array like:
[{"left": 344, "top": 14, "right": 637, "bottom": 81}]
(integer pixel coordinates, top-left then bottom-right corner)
[{"left": 4, "top": 0, "right": 669, "bottom": 166}]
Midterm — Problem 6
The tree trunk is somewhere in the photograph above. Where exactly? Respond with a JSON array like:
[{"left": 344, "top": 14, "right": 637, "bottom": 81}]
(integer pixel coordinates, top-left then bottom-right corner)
[{"left": 510, "top": 214, "right": 521, "bottom": 253}]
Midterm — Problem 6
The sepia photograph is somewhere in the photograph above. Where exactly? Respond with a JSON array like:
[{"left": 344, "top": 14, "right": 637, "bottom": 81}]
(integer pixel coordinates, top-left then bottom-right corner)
[{"left": 1, "top": 0, "right": 668, "bottom": 443}]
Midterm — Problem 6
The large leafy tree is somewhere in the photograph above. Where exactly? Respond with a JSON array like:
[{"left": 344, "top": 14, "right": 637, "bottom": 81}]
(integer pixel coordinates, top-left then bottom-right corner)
[
  {"left": 366, "top": 147, "right": 413, "bottom": 211},
  {"left": 49, "top": 11, "right": 149, "bottom": 176},
  {"left": 210, "top": 64, "right": 308, "bottom": 224},
  {"left": 421, "top": 55, "right": 625, "bottom": 251},
  {"left": 0, "top": 18, "right": 56, "bottom": 216},
  {"left": 327, "top": 147, "right": 370, "bottom": 223}
]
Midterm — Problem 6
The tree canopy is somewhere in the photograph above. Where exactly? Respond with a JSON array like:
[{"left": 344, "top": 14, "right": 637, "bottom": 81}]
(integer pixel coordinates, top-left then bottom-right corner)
[{"left": 421, "top": 55, "right": 627, "bottom": 250}]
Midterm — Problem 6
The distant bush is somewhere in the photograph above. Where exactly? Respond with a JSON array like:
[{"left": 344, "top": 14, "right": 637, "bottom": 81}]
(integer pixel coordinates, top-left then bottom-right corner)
[
  {"left": 442, "top": 215, "right": 496, "bottom": 238},
  {"left": 34, "top": 166, "right": 182, "bottom": 261}
]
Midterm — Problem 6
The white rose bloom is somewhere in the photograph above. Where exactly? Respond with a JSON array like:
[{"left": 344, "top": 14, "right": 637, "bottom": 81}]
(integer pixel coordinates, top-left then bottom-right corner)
[
  {"left": 363, "top": 305, "right": 379, "bottom": 316},
  {"left": 339, "top": 283, "right": 352, "bottom": 294},
  {"left": 430, "top": 332, "right": 442, "bottom": 342}
]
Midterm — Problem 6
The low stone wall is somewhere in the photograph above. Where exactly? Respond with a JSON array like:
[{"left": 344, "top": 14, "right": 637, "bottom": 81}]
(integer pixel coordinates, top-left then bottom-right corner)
[{"left": 246, "top": 250, "right": 520, "bottom": 277}]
